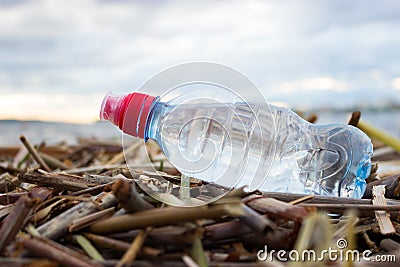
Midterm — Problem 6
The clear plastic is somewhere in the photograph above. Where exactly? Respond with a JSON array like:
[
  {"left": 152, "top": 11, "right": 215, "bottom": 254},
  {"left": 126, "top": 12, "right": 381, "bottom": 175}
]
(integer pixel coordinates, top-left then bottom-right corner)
[{"left": 145, "top": 83, "right": 373, "bottom": 198}]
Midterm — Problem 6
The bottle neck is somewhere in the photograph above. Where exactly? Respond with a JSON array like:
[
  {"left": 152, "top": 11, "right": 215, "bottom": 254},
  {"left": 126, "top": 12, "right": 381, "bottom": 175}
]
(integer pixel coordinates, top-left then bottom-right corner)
[{"left": 144, "top": 99, "right": 163, "bottom": 141}]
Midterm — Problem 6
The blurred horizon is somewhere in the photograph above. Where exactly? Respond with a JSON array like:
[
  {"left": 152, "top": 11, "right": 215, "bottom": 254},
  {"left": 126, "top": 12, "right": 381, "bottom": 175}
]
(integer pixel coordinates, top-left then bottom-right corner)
[{"left": 1, "top": 0, "right": 400, "bottom": 123}]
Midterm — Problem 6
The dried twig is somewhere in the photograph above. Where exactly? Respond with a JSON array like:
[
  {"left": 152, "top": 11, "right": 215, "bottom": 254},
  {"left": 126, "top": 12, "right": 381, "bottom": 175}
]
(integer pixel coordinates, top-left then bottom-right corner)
[
  {"left": 19, "top": 135, "right": 52, "bottom": 172},
  {"left": 116, "top": 227, "right": 149, "bottom": 267},
  {"left": 19, "top": 172, "right": 89, "bottom": 191},
  {"left": 69, "top": 207, "right": 115, "bottom": 232},
  {"left": 37, "top": 192, "right": 117, "bottom": 240},
  {"left": 73, "top": 234, "right": 105, "bottom": 262},
  {"left": 90, "top": 203, "right": 244, "bottom": 234},
  {"left": 239, "top": 204, "right": 276, "bottom": 234},
  {"left": 83, "top": 233, "right": 131, "bottom": 252},
  {"left": 39, "top": 152, "right": 71, "bottom": 170},
  {"left": 243, "top": 195, "right": 310, "bottom": 221},
  {"left": 0, "top": 195, "right": 37, "bottom": 254},
  {"left": 0, "top": 192, "right": 27, "bottom": 205},
  {"left": 22, "top": 235, "right": 102, "bottom": 267},
  {"left": 347, "top": 111, "right": 361, "bottom": 126},
  {"left": 106, "top": 141, "right": 142, "bottom": 165},
  {"left": 299, "top": 203, "right": 400, "bottom": 217}
]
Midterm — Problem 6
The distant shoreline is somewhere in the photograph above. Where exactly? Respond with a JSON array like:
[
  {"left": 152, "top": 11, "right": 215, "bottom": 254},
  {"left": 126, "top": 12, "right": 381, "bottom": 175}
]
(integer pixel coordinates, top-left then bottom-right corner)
[{"left": 1, "top": 106, "right": 399, "bottom": 125}]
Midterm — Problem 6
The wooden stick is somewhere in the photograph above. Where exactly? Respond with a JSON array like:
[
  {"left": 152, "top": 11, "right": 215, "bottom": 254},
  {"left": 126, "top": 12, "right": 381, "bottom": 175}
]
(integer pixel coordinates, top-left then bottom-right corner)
[
  {"left": 116, "top": 228, "right": 149, "bottom": 267},
  {"left": 243, "top": 195, "right": 310, "bottom": 221},
  {"left": 204, "top": 220, "right": 251, "bottom": 241},
  {"left": 0, "top": 196, "right": 37, "bottom": 254},
  {"left": 73, "top": 235, "right": 105, "bottom": 262},
  {"left": 90, "top": 203, "right": 244, "bottom": 234},
  {"left": 19, "top": 135, "right": 52, "bottom": 172},
  {"left": 0, "top": 204, "right": 14, "bottom": 219},
  {"left": 39, "top": 152, "right": 71, "bottom": 170},
  {"left": 261, "top": 191, "right": 400, "bottom": 206},
  {"left": 69, "top": 207, "right": 115, "bottom": 232},
  {"left": 347, "top": 111, "right": 361, "bottom": 126},
  {"left": 0, "top": 258, "right": 58, "bottom": 266},
  {"left": 22, "top": 236, "right": 102, "bottom": 267},
  {"left": 239, "top": 204, "right": 276, "bottom": 234},
  {"left": 106, "top": 141, "right": 142, "bottom": 165},
  {"left": 358, "top": 120, "right": 400, "bottom": 152},
  {"left": 372, "top": 185, "right": 395, "bottom": 235},
  {"left": 19, "top": 172, "right": 89, "bottom": 191},
  {"left": 299, "top": 203, "right": 400, "bottom": 216},
  {"left": 83, "top": 174, "right": 127, "bottom": 184},
  {"left": 182, "top": 254, "right": 201, "bottom": 267},
  {"left": 71, "top": 181, "right": 115, "bottom": 196},
  {"left": 83, "top": 233, "right": 131, "bottom": 252},
  {"left": 37, "top": 192, "right": 117, "bottom": 240},
  {"left": 0, "top": 192, "right": 27, "bottom": 205}
]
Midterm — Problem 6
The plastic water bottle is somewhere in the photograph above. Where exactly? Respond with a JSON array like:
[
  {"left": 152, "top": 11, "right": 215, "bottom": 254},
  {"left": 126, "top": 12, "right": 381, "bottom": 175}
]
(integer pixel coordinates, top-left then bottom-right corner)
[{"left": 100, "top": 84, "right": 373, "bottom": 198}]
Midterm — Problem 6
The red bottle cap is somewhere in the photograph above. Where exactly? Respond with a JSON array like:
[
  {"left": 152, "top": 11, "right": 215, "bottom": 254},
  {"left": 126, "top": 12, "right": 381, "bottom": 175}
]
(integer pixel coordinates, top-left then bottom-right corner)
[{"left": 100, "top": 92, "right": 156, "bottom": 139}]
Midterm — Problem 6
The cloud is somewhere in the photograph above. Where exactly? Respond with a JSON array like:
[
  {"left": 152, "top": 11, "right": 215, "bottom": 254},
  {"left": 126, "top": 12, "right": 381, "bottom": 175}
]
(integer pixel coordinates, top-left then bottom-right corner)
[
  {"left": 0, "top": 0, "right": 400, "bottom": 122},
  {"left": 392, "top": 78, "right": 400, "bottom": 90},
  {"left": 271, "top": 77, "right": 351, "bottom": 94}
]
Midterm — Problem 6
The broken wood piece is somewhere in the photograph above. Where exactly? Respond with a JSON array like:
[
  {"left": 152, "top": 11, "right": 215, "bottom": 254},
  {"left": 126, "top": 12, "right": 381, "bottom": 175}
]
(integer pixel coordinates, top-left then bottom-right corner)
[
  {"left": 204, "top": 220, "right": 251, "bottom": 241},
  {"left": 28, "top": 186, "right": 55, "bottom": 202},
  {"left": 30, "top": 199, "right": 65, "bottom": 225},
  {"left": 372, "top": 185, "right": 395, "bottom": 235},
  {"left": 37, "top": 192, "right": 117, "bottom": 240},
  {"left": 363, "top": 173, "right": 400, "bottom": 199},
  {"left": 0, "top": 195, "right": 37, "bottom": 255},
  {"left": 112, "top": 178, "right": 154, "bottom": 213},
  {"left": 239, "top": 204, "right": 276, "bottom": 234},
  {"left": 347, "top": 111, "right": 361, "bottom": 126},
  {"left": 69, "top": 207, "right": 115, "bottom": 232}
]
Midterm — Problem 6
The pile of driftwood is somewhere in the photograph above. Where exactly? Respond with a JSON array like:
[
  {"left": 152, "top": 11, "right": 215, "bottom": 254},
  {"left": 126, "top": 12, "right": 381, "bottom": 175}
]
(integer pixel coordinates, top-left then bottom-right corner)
[{"left": 0, "top": 112, "right": 400, "bottom": 267}]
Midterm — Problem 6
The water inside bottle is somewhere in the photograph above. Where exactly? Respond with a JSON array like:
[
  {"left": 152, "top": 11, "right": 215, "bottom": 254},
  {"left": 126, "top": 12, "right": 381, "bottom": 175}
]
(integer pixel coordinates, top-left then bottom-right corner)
[{"left": 147, "top": 99, "right": 372, "bottom": 198}]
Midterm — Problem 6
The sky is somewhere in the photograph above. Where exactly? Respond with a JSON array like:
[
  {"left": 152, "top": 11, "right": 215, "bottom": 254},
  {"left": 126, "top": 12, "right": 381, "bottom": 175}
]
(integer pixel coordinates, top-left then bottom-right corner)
[{"left": 1, "top": 0, "right": 400, "bottom": 123}]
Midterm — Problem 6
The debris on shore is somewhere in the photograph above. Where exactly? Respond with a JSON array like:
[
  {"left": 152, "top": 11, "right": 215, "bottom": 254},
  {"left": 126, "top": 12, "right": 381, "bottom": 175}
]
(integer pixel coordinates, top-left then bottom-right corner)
[{"left": 0, "top": 112, "right": 399, "bottom": 266}]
